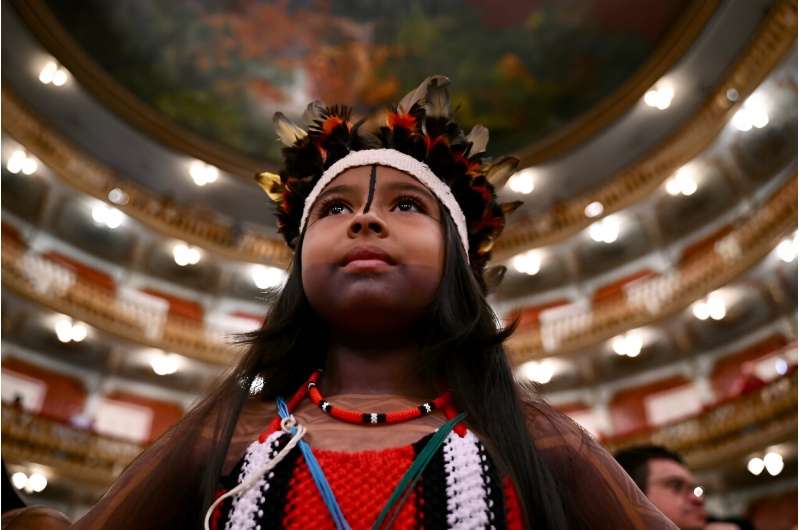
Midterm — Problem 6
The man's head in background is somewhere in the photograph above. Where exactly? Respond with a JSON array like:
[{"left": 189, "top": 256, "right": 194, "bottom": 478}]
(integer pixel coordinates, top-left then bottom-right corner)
[{"left": 614, "top": 445, "right": 706, "bottom": 530}]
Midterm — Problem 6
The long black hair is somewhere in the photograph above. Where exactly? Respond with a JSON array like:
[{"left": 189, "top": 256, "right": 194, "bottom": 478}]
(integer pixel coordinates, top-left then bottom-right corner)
[{"left": 175, "top": 207, "right": 585, "bottom": 529}]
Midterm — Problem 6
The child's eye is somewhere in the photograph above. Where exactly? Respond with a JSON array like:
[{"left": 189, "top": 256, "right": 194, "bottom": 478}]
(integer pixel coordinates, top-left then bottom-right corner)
[
  {"left": 318, "top": 199, "right": 352, "bottom": 217},
  {"left": 393, "top": 196, "right": 424, "bottom": 213}
]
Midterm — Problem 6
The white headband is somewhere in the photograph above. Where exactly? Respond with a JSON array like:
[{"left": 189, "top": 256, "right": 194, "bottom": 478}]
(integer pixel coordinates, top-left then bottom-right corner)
[{"left": 299, "top": 149, "right": 470, "bottom": 259}]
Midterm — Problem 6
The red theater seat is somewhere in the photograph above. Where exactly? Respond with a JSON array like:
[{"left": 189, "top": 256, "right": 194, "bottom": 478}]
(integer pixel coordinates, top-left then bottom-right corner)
[
  {"left": 592, "top": 269, "right": 656, "bottom": 304},
  {"left": 1, "top": 357, "right": 87, "bottom": 423},
  {"left": 2, "top": 221, "right": 25, "bottom": 247},
  {"left": 102, "top": 391, "right": 183, "bottom": 442},
  {"left": 140, "top": 288, "right": 204, "bottom": 322},
  {"left": 679, "top": 225, "right": 733, "bottom": 265},
  {"left": 511, "top": 299, "right": 570, "bottom": 330},
  {"left": 608, "top": 375, "right": 690, "bottom": 436},
  {"left": 710, "top": 335, "right": 792, "bottom": 399},
  {"left": 43, "top": 251, "right": 116, "bottom": 292}
]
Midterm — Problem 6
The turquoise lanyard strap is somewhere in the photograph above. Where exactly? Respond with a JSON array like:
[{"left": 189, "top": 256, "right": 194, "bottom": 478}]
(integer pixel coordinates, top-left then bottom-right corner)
[
  {"left": 277, "top": 397, "right": 351, "bottom": 530},
  {"left": 371, "top": 413, "right": 466, "bottom": 530},
  {"left": 275, "top": 397, "right": 466, "bottom": 530}
]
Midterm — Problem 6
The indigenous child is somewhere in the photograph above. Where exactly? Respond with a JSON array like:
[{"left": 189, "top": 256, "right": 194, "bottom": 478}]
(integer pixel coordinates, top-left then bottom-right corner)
[{"left": 7, "top": 77, "right": 678, "bottom": 530}]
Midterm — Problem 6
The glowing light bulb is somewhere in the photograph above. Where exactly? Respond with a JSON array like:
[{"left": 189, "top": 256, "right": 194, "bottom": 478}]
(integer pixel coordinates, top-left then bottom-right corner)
[
  {"left": 588, "top": 216, "right": 620, "bottom": 244},
  {"left": 27, "top": 473, "right": 47, "bottom": 493},
  {"left": 644, "top": 84, "right": 674, "bottom": 110},
  {"left": 251, "top": 265, "right": 286, "bottom": 289},
  {"left": 775, "top": 358, "right": 788, "bottom": 375},
  {"left": 91, "top": 202, "right": 125, "bottom": 229},
  {"left": 7, "top": 150, "right": 38, "bottom": 175},
  {"left": 151, "top": 353, "right": 179, "bottom": 376},
  {"left": 518, "top": 361, "right": 554, "bottom": 384},
  {"left": 584, "top": 201, "right": 604, "bottom": 218},
  {"left": 511, "top": 250, "right": 542, "bottom": 275},
  {"left": 507, "top": 169, "right": 536, "bottom": 194},
  {"left": 747, "top": 457, "right": 764, "bottom": 475},
  {"left": 665, "top": 167, "right": 697, "bottom": 196},
  {"left": 776, "top": 237, "right": 797, "bottom": 263},
  {"left": 39, "top": 61, "right": 68, "bottom": 87},
  {"left": 70, "top": 322, "right": 88, "bottom": 342},
  {"left": 11, "top": 472, "right": 28, "bottom": 490},
  {"left": 612, "top": 332, "right": 643, "bottom": 358},
  {"left": 39, "top": 62, "right": 57, "bottom": 84},
  {"left": 763, "top": 452, "right": 784, "bottom": 476},
  {"left": 189, "top": 161, "right": 219, "bottom": 186},
  {"left": 107, "top": 188, "right": 129, "bottom": 205},
  {"left": 173, "top": 243, "right": 201, "bottom": 266},
  {"left": 732, "top": 94, "right": 769, "bottom": 132}
]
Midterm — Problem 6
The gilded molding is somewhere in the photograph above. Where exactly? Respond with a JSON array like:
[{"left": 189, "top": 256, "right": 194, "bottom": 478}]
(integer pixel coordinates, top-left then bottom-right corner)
[
  {"left": 2, "top": 405, "right": 142, "bottom": 488},
  {"left": 605, "top": 373, "right": 797, "bottom": 471},
  {"left": 493, "top": 0, "right": 798, "bottom": 262},
  {"left": 2, "top": 89, "right": 292, "bottom": 267},
  {"left": 505, "top": 176, "right": 798, "bottom": 362},
  {"left": 1, "top": 238, "right": 237, "bottom": 365}
]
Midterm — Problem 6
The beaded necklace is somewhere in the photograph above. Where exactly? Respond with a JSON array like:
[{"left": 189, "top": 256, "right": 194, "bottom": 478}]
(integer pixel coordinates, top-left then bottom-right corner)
[{"left": 258, "top": 369, "right": 467, "bottom": 442}]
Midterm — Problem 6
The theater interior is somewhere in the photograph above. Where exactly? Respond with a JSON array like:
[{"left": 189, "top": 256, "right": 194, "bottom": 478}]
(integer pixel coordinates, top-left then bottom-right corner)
[{"left": 1, "top": 1, "right": 797, "bottom": 527}]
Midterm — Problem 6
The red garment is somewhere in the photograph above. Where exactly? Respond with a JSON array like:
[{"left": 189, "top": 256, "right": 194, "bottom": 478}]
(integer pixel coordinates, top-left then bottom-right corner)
[
  {"left": 282, "top": 445, "right": 419, "bottom": 528},
  {"left": 217, "top": 430, "right": 524, "bottom": 529}
]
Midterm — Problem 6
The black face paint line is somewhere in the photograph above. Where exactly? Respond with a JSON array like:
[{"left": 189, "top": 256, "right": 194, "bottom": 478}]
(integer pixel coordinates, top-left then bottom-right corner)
[{"left": 362, "top": 164, "right": 378, "bottom": 213}]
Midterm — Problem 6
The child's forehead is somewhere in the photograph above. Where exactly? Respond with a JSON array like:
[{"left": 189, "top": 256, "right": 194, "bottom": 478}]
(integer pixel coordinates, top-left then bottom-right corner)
[{"left": 328, "top": 165, "right": 427, "bottom": 189}]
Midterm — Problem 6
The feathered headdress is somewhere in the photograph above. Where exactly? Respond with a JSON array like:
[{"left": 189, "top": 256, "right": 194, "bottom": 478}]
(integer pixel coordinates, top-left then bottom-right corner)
[{"left": 256, "top": 75, "right": 521, "bottom": 281}]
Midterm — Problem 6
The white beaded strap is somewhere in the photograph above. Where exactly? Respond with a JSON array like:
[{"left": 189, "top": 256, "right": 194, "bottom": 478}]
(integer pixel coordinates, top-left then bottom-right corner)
[
  {"left": 299, "top": 149, "right": 470, "bottom": 260},
  {"left": 204, "top": 416, "right": 306, "bottom": 530},
  {"left": 442, "top": 430, "right": 491, "bottom": 529}
]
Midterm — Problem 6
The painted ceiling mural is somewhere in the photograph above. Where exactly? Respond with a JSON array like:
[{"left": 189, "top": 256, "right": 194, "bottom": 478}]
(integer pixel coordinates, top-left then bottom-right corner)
[{"left": 46, "top": 0, "right": 691, "bottom": 164}]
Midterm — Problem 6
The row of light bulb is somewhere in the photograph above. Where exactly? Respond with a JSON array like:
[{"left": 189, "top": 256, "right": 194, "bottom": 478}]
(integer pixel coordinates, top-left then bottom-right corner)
[
  {"left": 512, "top": 217, "right": 793, "bottom": 283},
  {"left": 643, "top": 81, "right": 770, "bottom": 135},
  {"left": 87, "top": 202, "right": 290, "bottom": 287},
  {"left": 11, "top": 471, "right": 47, "bottom": 493},
  {"left": 508, "top": 90, "right": 767, "bottom": 195},
  {"left": 747, "top": 451, "right": 784, "bottom": 476},
  {"left": 508, "top": 170, "right": 697, "bottom": 252},
  {"left": 505, "top": 87, "right": 771, "bottom": 243}
]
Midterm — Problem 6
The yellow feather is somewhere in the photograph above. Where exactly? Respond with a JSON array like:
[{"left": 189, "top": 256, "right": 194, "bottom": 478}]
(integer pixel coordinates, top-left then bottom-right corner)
[{"left": 254, "top": 171, "right": 284, "bottom": 202}]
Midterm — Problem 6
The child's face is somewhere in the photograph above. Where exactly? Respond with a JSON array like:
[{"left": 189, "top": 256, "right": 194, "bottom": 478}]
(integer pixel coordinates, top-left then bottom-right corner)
[{"left": 301, "top": 165, "right": 445, "bottom": 336}]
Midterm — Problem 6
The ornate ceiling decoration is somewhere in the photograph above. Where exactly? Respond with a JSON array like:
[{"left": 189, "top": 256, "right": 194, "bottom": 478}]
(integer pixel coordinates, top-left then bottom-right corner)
[{"left": 12, "top": 0, "right": 713, "bottom": 176}]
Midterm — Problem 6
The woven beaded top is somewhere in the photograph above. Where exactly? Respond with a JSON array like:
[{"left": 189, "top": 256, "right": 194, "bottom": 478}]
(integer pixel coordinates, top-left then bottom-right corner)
[{"left": 212, "top": 429, "right": 524, "bottom": 530}]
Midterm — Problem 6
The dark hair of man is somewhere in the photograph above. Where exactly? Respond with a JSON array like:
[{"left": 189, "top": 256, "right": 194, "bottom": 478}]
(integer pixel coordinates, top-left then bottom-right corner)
[{"left": 613, "top": 444, "right": 686, "bottom": 494}]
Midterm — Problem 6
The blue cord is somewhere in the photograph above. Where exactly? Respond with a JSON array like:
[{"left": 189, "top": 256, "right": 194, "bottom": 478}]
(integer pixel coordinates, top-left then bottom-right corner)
[{"left": 276, "top": 397, "right": 351, "bottom": 530}]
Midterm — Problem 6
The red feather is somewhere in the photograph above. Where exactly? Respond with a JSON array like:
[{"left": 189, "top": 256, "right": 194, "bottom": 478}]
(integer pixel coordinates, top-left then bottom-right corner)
[
  {"left": 387, "top": 112, "right": 417, "bottom": 130},
  {"left": 322, "top": 116, "right": 346, "bottom": 136}
]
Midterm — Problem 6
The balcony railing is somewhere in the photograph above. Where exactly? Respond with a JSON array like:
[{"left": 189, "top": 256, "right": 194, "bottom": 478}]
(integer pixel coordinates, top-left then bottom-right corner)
[{"left": 605, "top": 371, "right": 798, "bottom": 470}]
